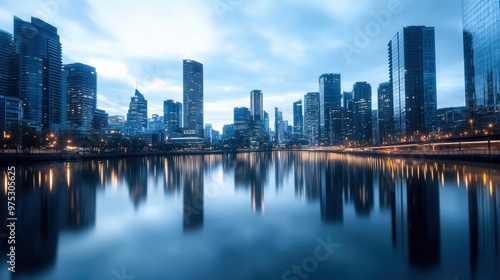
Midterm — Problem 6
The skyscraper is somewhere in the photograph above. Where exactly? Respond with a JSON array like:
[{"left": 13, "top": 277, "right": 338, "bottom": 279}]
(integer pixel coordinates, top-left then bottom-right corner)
[
  {"left": 127, "top": 89, "right": 148, "bottom": 132},
  {"left": 234, "top": 107, "right": 251, "bottom": 140},
  {"left": 463, "top": 0, "right": 500, "bottom": 127},
  {"left": 304, "top": 92, "right": 320, "bottom": 146},
  {"left": 275, "top": 107, "right": 284, "bottom": 144},
  {"left": 183, "top": 59, "right": 204, "bottom": 137},
  {"left": 353, "top": 82, "right": 372, "bottom": 145},
  {"left": 389, "top": 26, "right": 437, "bottom": 139},
  {"left": 65, "top": 63, "right": 97, "bottom": 132},
  {"left": 0, "top": 30, "right": 17, "bottom": 98},
  {"left": 14, "top": 16, "right": 64, "bottom": 130},
  {"left": 250, "top": 90, "right": 264, "bottom": 140},
  {"left": 293, "top": 100, "right": 303, "bottom": 139},
  {"left": 164, "top": 99, "right": 182, "bottom": 134},
  {"left": 378, "top": 82, "right": 394, "bottom": 144},
  {"left": 319, "top": 74, "right": 342, "bottom": 145},
  {"left": 343, "top": 91, "right": 354, "bottom": 143}
]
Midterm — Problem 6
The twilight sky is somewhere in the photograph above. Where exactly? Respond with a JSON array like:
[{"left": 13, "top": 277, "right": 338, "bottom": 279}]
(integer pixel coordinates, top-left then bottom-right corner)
[{"left": 0, "top": 0, "right": 466, "bottom": 131}]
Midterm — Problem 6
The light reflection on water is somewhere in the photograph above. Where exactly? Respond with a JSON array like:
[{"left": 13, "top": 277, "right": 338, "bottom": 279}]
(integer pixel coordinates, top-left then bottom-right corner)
[{"left": 0, "top": 151, "right": 499, "bottom": 280}]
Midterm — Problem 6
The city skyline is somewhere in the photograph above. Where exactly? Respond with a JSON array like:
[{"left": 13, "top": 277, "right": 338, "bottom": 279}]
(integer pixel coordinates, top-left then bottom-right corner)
[{"left": 0, "top": 0, "right": 466, "bottom": 131}]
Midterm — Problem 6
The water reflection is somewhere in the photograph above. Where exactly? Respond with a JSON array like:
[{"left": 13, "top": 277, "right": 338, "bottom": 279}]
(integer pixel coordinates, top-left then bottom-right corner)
[{"left": 0, "top": 152, "right": 499, "bottom": 278}]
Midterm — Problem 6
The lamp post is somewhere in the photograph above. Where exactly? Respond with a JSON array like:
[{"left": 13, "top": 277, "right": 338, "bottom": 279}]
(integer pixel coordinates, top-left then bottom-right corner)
[{"left": 469, "top": 119, "right": 474, "bottom": 135}]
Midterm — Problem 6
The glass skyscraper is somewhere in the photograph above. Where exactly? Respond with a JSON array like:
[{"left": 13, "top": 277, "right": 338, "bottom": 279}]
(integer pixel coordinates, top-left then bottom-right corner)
[
  {"left": 164, "top": 99, "right": 183, "bottom": 135},
  {"left": 65, "top": 63, "right": 97, "bottom": 132},
  {"left": 377, "top": 81, "right": 394, "bottom": 144},
  {"left": 183, "top": 59, "right": 204, "bottom": 137},
  {"left": 234, "top": 107, "right": 251, "bottom": 139},
  {"left": 463, "top": 0, "right": 500, "bottom": 127},
  {"left": 127, "top": 89, "right": 148, "bottom": 132},
  {"left": 0, "top": 30, "right": 17, "bottom": 98},
  {"left": 389, "top": 26, "right": 437, "bottom": 139},
  {"left": 353, "top": 82, "right": 372, "bottom": 145},
  {"left": 319, "top": 74, "right": 342, "bottom": 145},
  {"left": 250, "top": 89, "right": 264, "bottom": 140},
  {"left": 14, "top": 16, "right": 64, "bottom": 130},
  {"left": 304, "top": 92, "right": 320, "bottom": 146},
  {"left": 293, "top": 100, "right": 303, "bottom": 139}
]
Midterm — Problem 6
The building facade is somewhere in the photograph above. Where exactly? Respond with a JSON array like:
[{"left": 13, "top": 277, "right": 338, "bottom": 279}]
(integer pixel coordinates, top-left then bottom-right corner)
[
  {"left": 353, "top": 82, "right": 373, "bottom": 145},
  {"left": 127, "top": 89, "right": 148, "bottom": 132},
  {"left": 304, "top": 92, "right": 320, "bottom": 146},
  {"left": 319, "top": 74, "right": 342, "bottom": 145},
  {"left": 293, "top": 100, "right": 303, "bottom": 139},
  {"left": 389, "top": 26, "right": 437, "bottom": 139},
  {"left": 377, "top": 82, "right": 394, "bottom": 144},
  {"left": 463, "top": 0, "right": 500, "bottom": 128},
  {"left": 164, "top": 99, "right": 182, "bottom": 135},
  {"left": 65, "top": 63, "right": 97, "bottom": 132},
  {"left": 250, "top": 90, "right": 264, "bottom": 140},
  {"left": 183, "top": 59, "right": 204, "bottom": 137},
  {"left": 14, "top": 16, "right": 64, "bottom": 130},
  {"left": 0, "top": 30, "right": 17, "bottom": 98}
]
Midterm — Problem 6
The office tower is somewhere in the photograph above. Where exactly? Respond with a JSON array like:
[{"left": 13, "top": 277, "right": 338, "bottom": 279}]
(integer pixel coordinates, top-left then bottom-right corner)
[
  {"left": 183, "top": 59, "right": 204, "bottom": 137},
  {"left": 372, "top": 110, "right": 379, "bottom": 145},
  {"left": 264, "top": 111, "right": 270, "bottom": 137},
  {"left": 293, "top": 100, "right": 303, "bottom": 139},
  {"left": 274, "top": 107, "right": 284, "bottom": 144},
  {"left": 343, "top": 91, "right": 354, "bottom": 144},
  {"left": 304, "top": 92, "right": 320, "bottom": 146},
  {"left": 389, "top": 26, "right": 437, "bottom": 139},
  {"left": 223, "top": 124, "right": 234, "bottom": 139},
  {"left": 250, "top": 89, "right": 264, "bottom": 139},
  {"left": 127, "top": 89, "right": 148, "bottom": 131},
  {"left": 65, "top": 63, "right": 97, "bottom": 132},
  {"left": 93, "top": 109, "right": 108, "bottom": 130},
  {"left": 164, "top": 99, "right": 182, "bottom": 134},
  {"left": 234, "top": 107, "right": 251, "bottom": 140},
  {"left": 463, "top": 0, "right": 500, "bottom": 127},
  {"left": 378, "top": 82, "right": 394, "bottom": 144},
  {"left": 0, "top": 30, "right": 17, "bottom": 98},
  {"left": 353, "top": 82, "right": 372, "bottom": 145},
  {"left": 319, "top": 74, "right": 342, "bottom": 145},
  {"left": 0, "top": 95, "right": 22, "bottom": 134},
  {"left": 14, "top": 16, "right": 64, "bottom": 130},
  {"left": 205, "top": 124, "right": 213, "bottom": 144}
]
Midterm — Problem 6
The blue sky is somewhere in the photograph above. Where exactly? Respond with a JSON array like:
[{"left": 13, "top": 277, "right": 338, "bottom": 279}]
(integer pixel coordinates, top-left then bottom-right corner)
[{"left": 0, "top": 0, "right": 466, "bottom": 131}]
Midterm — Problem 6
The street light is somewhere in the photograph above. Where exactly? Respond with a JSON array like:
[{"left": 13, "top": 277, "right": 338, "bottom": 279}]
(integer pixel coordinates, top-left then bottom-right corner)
[{"left": 469, "top": 119, "right": 474, "bottom": 135}]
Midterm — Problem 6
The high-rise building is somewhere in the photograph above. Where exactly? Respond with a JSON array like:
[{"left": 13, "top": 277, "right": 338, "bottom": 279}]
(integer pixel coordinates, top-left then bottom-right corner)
[
  {"left": 164, "top": 99, "right": 182, "bottom": 134},
  {"left": 65, "top": 63, "right": 97, "bottom": 132},
  {"left": 353, "top": 82, "right": 372, "bottom": 145},
  {"left": 319, "top": 74, "right": 342, "bottom": 145},
  {"left": 0, "top": 30, "right": 17, "bottom": 98},
  {"left": 293, "top": 100, "right": 303, "bottom": 139},
  {"left": 389, "top": 26, "right": 437, "bottom": 139},
  {"left": 264, "top": 111, "right": 270, "bottom": 138},
  {"left": 250, "top": 90, "right": 264, "bottom": 139},
  {"left": 304, "top": 92, "right": 320, "bottom": 146},
  {"left": 14, "top": 16, "right": 64, "bottom": 130},
  {"left": 223, "top": 124, "right": 234, "bottom": 139},
  {"left": 274, "top": 107, "right": 284, "bottom": 144},
  {"left": 234, "top": 107, "right": 251, "bottom": 140},
  {"left": 0, "top": 95, "right": 22, "bottom": 135},
  {"left": 127, "top": 89, "right": 148, "bottom": 132},
  {"left": 378, "top": 82, "right": 394, "bottom": 144},
  {"left": 463, "top": 0, "right": 500, "bottom": 127},
  {"left": 343, "top": 91, "right": 354, "bottom": 144},
  {"left": 183, "top": 59, "right": 204, "bottom": 137},
  {"left": 93, "top": 109, "right": 108, "bottom": 130}
]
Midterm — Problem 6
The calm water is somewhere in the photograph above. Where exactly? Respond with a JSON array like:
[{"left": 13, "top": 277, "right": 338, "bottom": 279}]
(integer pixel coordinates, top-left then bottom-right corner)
[{"left": 1, "top": 152, "right": 499, "bottom": 280}]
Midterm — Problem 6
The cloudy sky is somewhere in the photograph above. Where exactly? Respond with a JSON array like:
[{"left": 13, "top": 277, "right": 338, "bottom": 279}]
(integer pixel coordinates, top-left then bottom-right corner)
[{"left": 0, "top": 0, "right": 466, "bottom": 131}]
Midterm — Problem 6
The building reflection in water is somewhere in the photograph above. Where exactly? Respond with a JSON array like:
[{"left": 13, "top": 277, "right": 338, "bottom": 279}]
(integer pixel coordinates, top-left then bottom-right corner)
[
  {"left": 1, "top": 153, "right": 499, "bottom": 277},
  {"left": 182, "top": 156, "right": 204, "bottom": 232},
  {"left": 233, "top": 152, "right": 270, "bottom": 213},
  {"left": 1, "top": 162, "right": 98, "bottom": 276}
]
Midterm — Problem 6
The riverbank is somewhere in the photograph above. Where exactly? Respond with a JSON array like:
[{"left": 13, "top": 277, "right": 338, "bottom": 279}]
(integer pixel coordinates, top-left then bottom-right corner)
[{"left": 1, "top": 148, "right": 499, "bottom": 166}]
